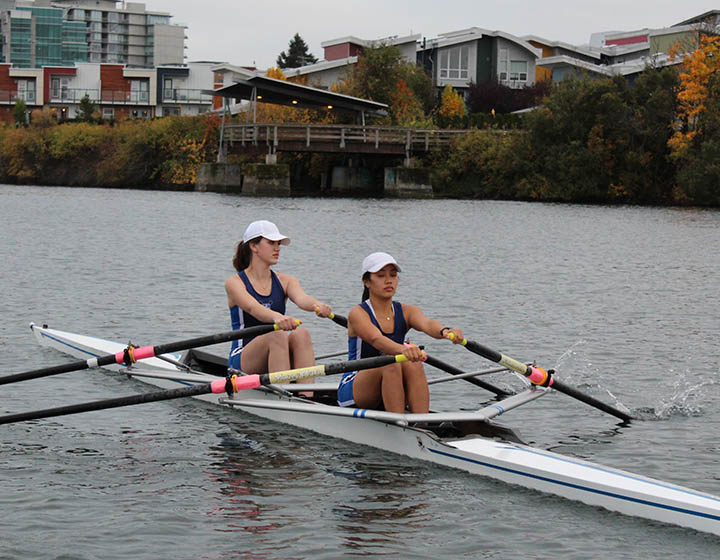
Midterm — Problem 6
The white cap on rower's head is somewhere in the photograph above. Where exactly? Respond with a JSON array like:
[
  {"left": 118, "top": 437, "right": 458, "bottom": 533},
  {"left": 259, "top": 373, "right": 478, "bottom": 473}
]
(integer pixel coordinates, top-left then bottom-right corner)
[
  {"left": 361, "top": 252, "right": 401, "bottom": 275},
  {"left": 242, "top": 220, "right": 290, "bottom": 245}
]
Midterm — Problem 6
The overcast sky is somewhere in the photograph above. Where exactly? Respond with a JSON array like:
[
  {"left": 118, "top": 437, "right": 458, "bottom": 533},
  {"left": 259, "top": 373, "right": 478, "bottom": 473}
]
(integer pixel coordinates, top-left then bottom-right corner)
[{"left": 146, "top": 0, "right": 717, "bottom": 68}]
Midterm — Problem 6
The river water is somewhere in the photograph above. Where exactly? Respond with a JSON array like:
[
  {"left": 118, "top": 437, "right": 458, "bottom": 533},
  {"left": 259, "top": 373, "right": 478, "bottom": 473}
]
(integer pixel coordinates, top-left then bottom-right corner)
[{"left": 0, "top": 185, "right": 718, "bottom": 559}]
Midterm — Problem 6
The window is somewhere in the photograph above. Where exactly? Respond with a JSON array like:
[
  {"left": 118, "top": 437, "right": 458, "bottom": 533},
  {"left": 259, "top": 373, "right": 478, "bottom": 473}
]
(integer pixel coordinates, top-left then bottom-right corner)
[
  {"left": 17, "top": 79, "right": 36, "bottom": 103},
  {"left": 498, "top": 49, "right": 508, "bottom": 81},
  {"left": 50, "top": 76, "right": 69, "bottom": 100},
  {"left": 439, "top": 45, "right": 469, "bottom": 79},
  {"left": 163, "top": 78, "right": 173, "bottom": 100},
  {"left": 510, "top": 60, "right": 528, "bottom": 82},
  {"left": 103, "top": 107, "right": 115, "bottom": 120},
  {"left": 131, "top": 80, "right": 149, "bottom": 103}
]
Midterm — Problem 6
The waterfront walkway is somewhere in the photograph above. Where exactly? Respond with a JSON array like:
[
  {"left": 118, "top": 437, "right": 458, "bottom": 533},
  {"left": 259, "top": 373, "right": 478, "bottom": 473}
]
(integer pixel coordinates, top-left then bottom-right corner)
[{"left": 223, "top": 123, "right": 471, "bottom": 156}]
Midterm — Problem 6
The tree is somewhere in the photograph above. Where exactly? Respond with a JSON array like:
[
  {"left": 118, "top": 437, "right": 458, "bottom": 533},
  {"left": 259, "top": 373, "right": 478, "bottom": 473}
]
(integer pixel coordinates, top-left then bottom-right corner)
[
  {"left": 12, "top": 99, "right": 28, "bottom": 127},
  {"left": 437, "top": 85, "right": 466, "bottom": 127},
  {"left": 77, "top": 94, "right": 97, "bottom": 122},
  {"left": 277, "top": 33, "right": 317, "bottom": 68},
  {"left": 336, "top": 44, "right": 435, "bottom": 124},
  {"left": 667, "top": 35, "right": 720, "bottom": 205}
]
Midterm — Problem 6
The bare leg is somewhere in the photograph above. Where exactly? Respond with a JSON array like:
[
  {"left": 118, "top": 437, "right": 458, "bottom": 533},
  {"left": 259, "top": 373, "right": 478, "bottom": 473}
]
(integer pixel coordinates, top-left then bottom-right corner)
[
  {"left": 240, "top": 331, "right": 290, "bottom": 374},
  {"left": 402, "top": 362, "right": 429, "bottom": 413},
  {"left": 352, "top": 363, "right": 406, "bottom": 413},
  {"left": 288, "top": 328, "right": 315, "bottom": 396}
]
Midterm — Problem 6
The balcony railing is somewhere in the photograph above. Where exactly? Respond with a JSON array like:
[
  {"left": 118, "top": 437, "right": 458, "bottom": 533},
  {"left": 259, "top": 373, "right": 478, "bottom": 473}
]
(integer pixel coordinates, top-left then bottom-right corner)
[
  {"left": 100, "top": 90, "right": 151, "bottom": 104},
  {"left": 161, "top": 88, "right": 213, "bottom": 104},
  {"left": 49, "top": 89, "right": 100, "bottom": 103},
  {"left": 0, "top": 89, "right": 38, "bottom": 104}
]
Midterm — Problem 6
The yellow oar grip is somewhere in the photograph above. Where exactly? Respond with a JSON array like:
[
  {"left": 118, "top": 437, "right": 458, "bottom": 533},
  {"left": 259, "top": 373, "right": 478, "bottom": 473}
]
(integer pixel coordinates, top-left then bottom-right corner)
[
  {"left": 272, "top": 320, "right": 302, "bottom": 331},
  {"left": 395, "top": 354, "right": 409, "bottom": 363},
  {"left": 448, "top": 332, "right": 468, "bottom": 346}
]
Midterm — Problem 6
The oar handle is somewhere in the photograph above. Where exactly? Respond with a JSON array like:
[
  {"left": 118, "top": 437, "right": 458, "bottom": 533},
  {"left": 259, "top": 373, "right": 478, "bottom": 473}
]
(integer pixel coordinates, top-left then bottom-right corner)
[{"left": 328, "top": 312, "right": 348, "bottom": 328}]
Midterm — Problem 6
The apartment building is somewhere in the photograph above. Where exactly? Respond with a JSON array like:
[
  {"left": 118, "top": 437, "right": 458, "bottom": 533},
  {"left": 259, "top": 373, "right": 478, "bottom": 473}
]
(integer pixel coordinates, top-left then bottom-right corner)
[
  {"left": 0, "top": 60, "right": 215, "bottom": 122},
  {"left": 0, "top": 0, "right": 185, "bottom": 68}
]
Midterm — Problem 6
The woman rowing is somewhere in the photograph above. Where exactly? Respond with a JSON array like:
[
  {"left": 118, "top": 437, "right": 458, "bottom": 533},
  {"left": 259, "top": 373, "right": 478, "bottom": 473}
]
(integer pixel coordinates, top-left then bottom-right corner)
[
  {"left": 225, "top": 220, "right": 332, "bottom": 390},
  {"left": 337, "top": 252, "right": 464, "bottom": 413}
]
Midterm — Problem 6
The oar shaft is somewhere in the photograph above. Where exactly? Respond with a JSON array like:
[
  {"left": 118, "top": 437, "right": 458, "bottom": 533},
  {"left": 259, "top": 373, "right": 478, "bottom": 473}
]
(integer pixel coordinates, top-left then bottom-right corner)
[
  {"left": 424, "top": 354, "right": 511, "bottom": 396},
  {"left": 460, "top": 338, "right": 632, "bottom": 422},
  {"left": 327, "top": 314, "right": 510, "bottom": 397},
  {"left": 1, "top": 324, "right": 278, "bottom": 386},
  {"left": 0, "top": 354, "right": 407, "bottom": 426}
]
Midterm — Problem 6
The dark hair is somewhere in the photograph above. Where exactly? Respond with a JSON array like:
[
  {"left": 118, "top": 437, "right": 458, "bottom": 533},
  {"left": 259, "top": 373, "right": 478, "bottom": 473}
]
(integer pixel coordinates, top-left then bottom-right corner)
[
  {"left": 361, "top": 272, "right": 370, "bottom": 302},
  {"left": 232, "top": 236, "right": 262, "bottom": 272}
]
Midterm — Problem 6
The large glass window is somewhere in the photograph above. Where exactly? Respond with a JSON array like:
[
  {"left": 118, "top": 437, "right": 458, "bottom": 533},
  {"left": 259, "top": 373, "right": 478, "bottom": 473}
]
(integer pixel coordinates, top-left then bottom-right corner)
[
  {"left": 439, "top": 45, "right": 469, "bottom": 79},
  {"left": 510, "top": 60, "right": 528, "bottom": 82}
]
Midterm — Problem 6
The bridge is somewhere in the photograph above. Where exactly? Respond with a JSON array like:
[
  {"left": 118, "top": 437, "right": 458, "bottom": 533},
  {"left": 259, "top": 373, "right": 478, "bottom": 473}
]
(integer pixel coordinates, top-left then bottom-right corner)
[{"left": 222, "top": 123, "right": 470, "bottom": 158}]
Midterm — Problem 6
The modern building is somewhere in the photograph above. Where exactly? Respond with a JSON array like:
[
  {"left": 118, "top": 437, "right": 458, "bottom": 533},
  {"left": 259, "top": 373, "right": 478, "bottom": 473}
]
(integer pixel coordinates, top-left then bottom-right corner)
[
  {"left": 283, "top": 34, "right": 420, "bottom": 89},
  {"left": 0, "top": 59, "right": 216, "bottom": 122},
  {"left": 0, "top": 0, "right": 185, "bottom": 69},
  {"left": 417, "top": 27, "right": 542, "bottom": 96}
]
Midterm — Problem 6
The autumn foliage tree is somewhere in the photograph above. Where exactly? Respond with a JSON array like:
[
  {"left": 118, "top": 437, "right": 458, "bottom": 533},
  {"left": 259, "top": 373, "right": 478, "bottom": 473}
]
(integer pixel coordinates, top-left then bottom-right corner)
[
  {"left": 436, "top": 85, "right": 466, "bottom": 127},
  {"left": 668, "top": 34, "right": 720, "bottom": 205}
]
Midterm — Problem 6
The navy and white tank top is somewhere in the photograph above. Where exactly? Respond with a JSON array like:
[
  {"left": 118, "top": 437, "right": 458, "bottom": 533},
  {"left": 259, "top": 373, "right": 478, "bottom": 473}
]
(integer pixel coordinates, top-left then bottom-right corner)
[
  {"left": 227, "top": 270, "right": 286, "bottom": 369},
  {"left": 348, "top": 300, "right": 408, "bottom": 360}
]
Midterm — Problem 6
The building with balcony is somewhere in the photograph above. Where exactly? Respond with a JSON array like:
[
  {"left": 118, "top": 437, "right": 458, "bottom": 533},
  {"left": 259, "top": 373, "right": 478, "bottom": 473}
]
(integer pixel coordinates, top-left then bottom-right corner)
[
  {"left": 0, "top": 0, "right": 185, "bottom": 68},
  {"left": 0, "top": 59, "right": 215, "bottom": 122}
]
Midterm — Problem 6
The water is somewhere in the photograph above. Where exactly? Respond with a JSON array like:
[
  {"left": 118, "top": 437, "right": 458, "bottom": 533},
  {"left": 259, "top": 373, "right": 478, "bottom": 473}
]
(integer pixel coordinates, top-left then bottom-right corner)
[{"left": 1, "top": 185, "right": 719, "bottom": 559}]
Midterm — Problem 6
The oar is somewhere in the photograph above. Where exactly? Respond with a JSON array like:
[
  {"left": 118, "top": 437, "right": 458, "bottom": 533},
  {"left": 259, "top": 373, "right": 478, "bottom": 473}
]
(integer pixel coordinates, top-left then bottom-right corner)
[
  {"left": 325, "top": 312, "right": 510, "bottom": 397},
  {"left": 452, "top": 335, "right": 633, "bottom": 422},
  {"left": 2, "top": 323, "right": 282, "bottom": 386},
  {"left": 423, "top": 354, "right": 511, "bottom": 396},
  {"left": 0, "top": 353, "right": 409, "bottom": 425}
]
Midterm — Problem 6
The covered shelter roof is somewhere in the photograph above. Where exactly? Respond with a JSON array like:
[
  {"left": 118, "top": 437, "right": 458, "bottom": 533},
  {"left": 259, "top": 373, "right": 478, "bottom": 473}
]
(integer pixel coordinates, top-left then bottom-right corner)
[{"left": 210, "top": 75, "right": 388, "bottom": 117}]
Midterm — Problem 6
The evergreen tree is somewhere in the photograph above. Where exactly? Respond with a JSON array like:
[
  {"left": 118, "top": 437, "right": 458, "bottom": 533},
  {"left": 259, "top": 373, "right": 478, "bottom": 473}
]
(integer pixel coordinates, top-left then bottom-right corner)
[
  {"left": 13, "top": 99, "right": 28, "bottom": 127},
  {"left": 277, "top": 33, "right": 318, "bottom": 68},
  {"left": 77, "top": 94, "right": 97, "bottom": 122}
]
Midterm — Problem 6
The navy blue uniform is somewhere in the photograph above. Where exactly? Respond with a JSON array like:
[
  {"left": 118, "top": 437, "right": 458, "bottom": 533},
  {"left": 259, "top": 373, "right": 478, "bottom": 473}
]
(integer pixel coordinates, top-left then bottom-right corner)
[
  {"left": 227, "top": 270, "right": 286, "bottom": 371},
  {"left": 337, "top": 300, "right": 408, "bottom": 406}
]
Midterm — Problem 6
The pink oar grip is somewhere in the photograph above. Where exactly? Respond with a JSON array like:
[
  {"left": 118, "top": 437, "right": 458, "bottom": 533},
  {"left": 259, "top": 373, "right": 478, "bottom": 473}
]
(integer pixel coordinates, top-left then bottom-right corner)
[
  {"left": 210, "top": 375, "right": 261, "bottom": 394},
  {"left": 132, "top": 346, "right": 156, "bottom": 360},
  {"left": 114, "top": 345, "right": 156, "bottom": 364}
]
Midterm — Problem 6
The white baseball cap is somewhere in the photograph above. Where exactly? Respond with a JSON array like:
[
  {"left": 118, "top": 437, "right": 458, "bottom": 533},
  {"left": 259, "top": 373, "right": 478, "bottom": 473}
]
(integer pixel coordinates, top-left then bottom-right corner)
[
  {"left": 242, "top": 220, "right": 290, "bottom": 245},
  {"left": 361, "top": 252, "right": 401, "bottom": 275}
]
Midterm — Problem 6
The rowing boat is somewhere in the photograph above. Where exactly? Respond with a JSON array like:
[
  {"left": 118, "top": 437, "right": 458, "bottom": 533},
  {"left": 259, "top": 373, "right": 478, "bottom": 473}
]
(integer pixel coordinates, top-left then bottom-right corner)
[{"left": 28, "top": 322, "right": 720, "bottom": 537}]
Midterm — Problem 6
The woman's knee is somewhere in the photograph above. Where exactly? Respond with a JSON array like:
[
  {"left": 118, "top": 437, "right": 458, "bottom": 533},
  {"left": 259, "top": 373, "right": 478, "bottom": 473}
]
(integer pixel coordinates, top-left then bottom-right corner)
[
  {"left": 402, "top": 362, "right": 426, "bottom": 380},
  {"left": 265, "top": 330, "right": 290, "bottom": 350},
  {"left": 288, "top": 327, "right": 312, "bottom": 347}
]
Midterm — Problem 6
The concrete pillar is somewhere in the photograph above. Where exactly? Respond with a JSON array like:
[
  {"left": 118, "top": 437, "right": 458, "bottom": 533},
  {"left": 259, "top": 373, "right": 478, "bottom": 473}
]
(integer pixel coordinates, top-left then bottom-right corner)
[
  {"left": 242, "top": 163, "right": 291, "bottom": 196},
  {"left": 195, "top": 163, "right": 243, "bottom": 193},
  {"left": 384, "top": 167, "right": 433, "bottom": 198},
  {"left": 330, "top": 166, "right": 374, "bottom": 194}
]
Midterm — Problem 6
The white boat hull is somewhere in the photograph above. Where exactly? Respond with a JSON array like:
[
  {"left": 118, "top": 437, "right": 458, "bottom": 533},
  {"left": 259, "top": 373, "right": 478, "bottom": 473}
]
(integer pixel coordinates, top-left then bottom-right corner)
[{"left": 29, "top": 323, "right": 720, "bottom": 536}]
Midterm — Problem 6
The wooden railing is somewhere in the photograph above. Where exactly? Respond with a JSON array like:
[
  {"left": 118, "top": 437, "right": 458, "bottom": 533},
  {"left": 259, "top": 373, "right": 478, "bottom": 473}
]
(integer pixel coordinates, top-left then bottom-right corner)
[{"left": 224, "top": 123, "right": 473, "bottom": 153}]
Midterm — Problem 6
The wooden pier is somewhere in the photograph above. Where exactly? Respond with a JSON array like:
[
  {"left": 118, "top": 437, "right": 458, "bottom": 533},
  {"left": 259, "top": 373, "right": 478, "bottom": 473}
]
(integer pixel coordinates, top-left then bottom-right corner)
[{"left": 223, "top": 123, "right": 470, "bottom": 156}]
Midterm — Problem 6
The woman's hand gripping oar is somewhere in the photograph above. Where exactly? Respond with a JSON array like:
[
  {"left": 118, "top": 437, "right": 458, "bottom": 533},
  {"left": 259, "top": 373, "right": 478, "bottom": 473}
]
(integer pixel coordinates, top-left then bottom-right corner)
[
  {"left": 0, "top": 353, "right": 412, "bottom": 425},
  {"left": 449, "top": 333, "right": 632, "bottom": 422},
  {"left": 323, "top": 312, "right": 511, "bottom": 397}
]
